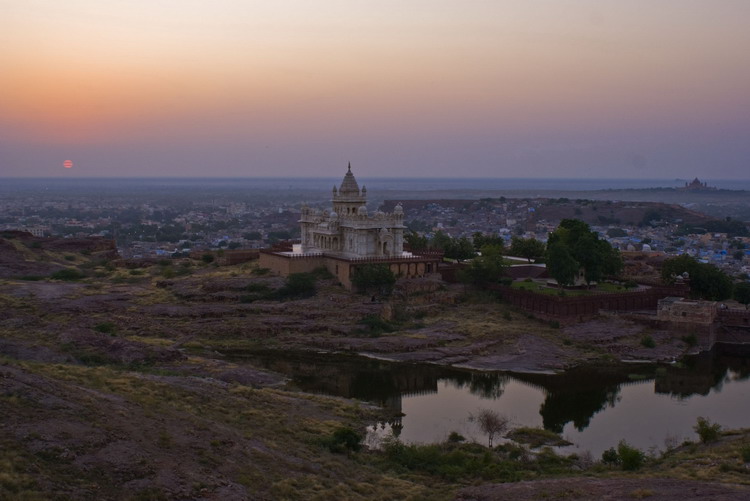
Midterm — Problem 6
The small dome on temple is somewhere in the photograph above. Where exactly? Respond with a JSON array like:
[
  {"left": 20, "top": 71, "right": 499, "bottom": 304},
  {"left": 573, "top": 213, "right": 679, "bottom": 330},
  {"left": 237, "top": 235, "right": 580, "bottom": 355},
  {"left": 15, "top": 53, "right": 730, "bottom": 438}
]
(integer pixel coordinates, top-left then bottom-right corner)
[
  {"left": 330, "top": 211, "right": 338, "bottom": 220},
  {"left": 394, "top": 203, "right": 403, "bottom": 213},
  {"left": 357, "top": 205, "right": 368, "bottom": 216}
]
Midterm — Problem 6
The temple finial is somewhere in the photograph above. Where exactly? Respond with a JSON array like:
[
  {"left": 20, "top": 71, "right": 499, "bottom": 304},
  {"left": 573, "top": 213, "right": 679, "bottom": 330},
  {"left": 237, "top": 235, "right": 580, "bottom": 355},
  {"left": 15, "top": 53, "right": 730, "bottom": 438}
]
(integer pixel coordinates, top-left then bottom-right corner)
[{"left": 347, "top": 162, "right": 351, "bottom": 172}]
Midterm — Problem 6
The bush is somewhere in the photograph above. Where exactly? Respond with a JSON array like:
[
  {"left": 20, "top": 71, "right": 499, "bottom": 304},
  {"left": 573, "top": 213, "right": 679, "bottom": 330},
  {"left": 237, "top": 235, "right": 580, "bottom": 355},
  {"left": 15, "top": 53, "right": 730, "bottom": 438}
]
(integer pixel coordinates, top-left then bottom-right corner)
[
  {"left": 549, "top": 320, "right": 560, "bottom": 329},
  {"left": 601, "top": 447, "right": 620, "bottom": 465},
  {"left": 201, "top": 253, "right": 214, "bottom": 263},
  {"left": 94, "top": 322, "right": 117, "bottom": 335},
  {"left": 681, "top": 333, "right": 698, "bottom": 347},
  {"left": 448, "top": 432, "right": 466, "bottom": 443},
  {"left": 617, "top": 440, "right": 645, "bottom": 471},
  {"left": 694, "top": 417, "right": 721, "bottom": 443},
  {"left": 323, "top": 427, "right": 362, "bottom": 453},
  {"left": 640, "top": 335, "right": 656, "bottom": 348},
  {"left": 357, "top": 314, "right": 395, "bottom": 336},
  {"left": 271, "top": 273, "right": 316, "bottom": 300},
  {"left": 351, "top": 264, "right": 396, "bottom": 295},
  {"left": 502, "top": 311, "right": 512, "bottom": 321},
  {"left": 51, "top": 268, "right": 85, "bottom": 281},
  {"left": 310, "top": 266, "right": 333, "bottom": 280},
  {"left": 740, "top": 445, "right": 750, "bottom": 463}
]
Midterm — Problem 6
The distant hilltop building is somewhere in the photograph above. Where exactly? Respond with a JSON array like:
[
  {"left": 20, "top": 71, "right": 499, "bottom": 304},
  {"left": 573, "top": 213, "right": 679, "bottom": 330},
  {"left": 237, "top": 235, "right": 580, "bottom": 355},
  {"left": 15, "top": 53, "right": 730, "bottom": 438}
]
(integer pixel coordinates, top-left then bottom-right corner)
[
  {"left": 680, "top": 177, "right": 716, "bottom": 191},
  {"left": 259, "top": 164, "right": 441, "bottom": 289}
]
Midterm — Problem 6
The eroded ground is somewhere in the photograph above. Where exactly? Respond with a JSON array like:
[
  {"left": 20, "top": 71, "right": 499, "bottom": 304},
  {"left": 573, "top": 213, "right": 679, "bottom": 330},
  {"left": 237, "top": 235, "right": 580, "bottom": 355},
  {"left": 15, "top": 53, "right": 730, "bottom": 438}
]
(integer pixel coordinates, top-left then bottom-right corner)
[{"left": 0, "top": 253, "right": 741, "bottom": 500}]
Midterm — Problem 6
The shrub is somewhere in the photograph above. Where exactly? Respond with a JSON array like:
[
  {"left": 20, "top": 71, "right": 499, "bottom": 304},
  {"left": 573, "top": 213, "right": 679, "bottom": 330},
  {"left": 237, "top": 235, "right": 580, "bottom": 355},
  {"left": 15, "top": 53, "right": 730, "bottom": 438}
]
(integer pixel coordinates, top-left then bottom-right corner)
[
  {"left": 19, "top": 275, "right": 45, "bottom": 281},
  {"left": 323, "top": 427, "right": 362, "bottom": 453},
  {"left": 245, "top": 283, "right": 271, "bottom": 293},
  {"left": 64, "top": 254, "right": 76, "bottom": 261},
  {"left": 94, "top": 322, "right": 117, "bottom": 335},
  {"left": 502, "top": 311, "right": 512, "bottom": 321},
  {"left": 694, "top": 417, "right": 721, "bottom": 443},
  {"left": 640, "top": 335, "right": 656, "bottom": 348},
  {"left": 447, "top": 432, "right": 466, "bottom": 443},
  {"left": 357, "top": 314, "right": 395, "bottom": 336},
  {"left": 270, "top": 273, "right": 316, "bottom": 300},
  {"left": 201, "top": 253, "right": 214, "bottom": 263},
  {"left": 51, "top": 268, "right": 85, "bottom": 281},
  {"left": 617, "top": 440, "right": 645, "bottom": 470},
  {"left": 740, "top": 445, "right": 750, "bottom": 463},
  {"left": 310, "top": 266, "right": 333, "bottom": 280},
  {"left": 624, "top": 280, "right": 638, "bottom": 289},
  {"left": 681, "top": 333, "right": 698, "bottom": 347},
  {"left": 601, "top": 447, "right": 619, "bottom": 465}
]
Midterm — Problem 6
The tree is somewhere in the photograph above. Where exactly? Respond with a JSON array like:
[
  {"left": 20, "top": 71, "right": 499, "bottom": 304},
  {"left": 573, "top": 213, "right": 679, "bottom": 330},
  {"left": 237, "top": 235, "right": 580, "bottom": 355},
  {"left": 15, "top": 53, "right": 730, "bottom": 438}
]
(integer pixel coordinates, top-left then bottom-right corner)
[
  {"left": 472, "top": 409, "right": 510, "bottom": 448},
  {"left": 546, "top": 219, "right": 622, "bottom": 286},
  {"left": 661, "top": 255, "right": 733, "bottom": 301},
  {"left": 509, "top": 237, "right": 546, "bottom": 262},
  {"left": 462, "top": 244, "right": 506, "bottom": 288},
  {"left": 546, "top": 242, "right": 579, "bottom": 287},
  {"left": 473, "top": 232, "right": 505, "bottom": 252},
  {"left": 351, "top": 264, "right": 396, "bottom": 296},
  {"left": 734, "top": 282, "right": 750, "bottom": 308},
  {"left": 273, "top": 272, "right": 317, "bottom": 299},
  {"left": 404, "top": 231, "right": 428, "bottom": 251}
]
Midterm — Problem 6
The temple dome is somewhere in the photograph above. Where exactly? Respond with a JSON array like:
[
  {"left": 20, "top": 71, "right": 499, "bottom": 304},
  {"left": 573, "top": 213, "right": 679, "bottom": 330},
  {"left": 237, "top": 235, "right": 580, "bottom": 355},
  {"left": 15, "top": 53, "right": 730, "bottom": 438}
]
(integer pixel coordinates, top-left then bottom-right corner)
[{"left": 338, "top": 163, "right": 360, "bottom": 194}]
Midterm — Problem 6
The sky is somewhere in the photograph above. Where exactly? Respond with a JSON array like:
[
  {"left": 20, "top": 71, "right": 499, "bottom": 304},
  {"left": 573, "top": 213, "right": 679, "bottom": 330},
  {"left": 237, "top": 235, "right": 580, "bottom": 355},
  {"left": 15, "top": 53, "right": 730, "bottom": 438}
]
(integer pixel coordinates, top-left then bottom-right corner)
[{"left": 1, "top": 0, "right": 749, "bottom": 179}]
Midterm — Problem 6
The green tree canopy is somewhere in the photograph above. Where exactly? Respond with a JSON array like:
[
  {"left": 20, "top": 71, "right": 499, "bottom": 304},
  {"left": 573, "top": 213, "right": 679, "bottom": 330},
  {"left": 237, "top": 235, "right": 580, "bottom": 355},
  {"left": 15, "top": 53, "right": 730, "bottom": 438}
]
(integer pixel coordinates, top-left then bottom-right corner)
[
  {"left": 734, "top": 282, "right": 750, "bottom": 307},
  {"left": 472, "top": 232, "right": 505, "bottom": 252},
  {"left": 545, "top": 242, "right": 579, "bottom": 287},
  {"left": 351, "top": 264, "right": 396, "bottom": 296},
  {"left": 404, "top": 231, "right": 428, "bottom": 251},
  {"left": 661, "top": 255, "right": 733, "bottom": 301},
  {"left": 462, "top": 244, "right": 506, "bottom": 288},
  {"left": 509, "top": 237, "right": 546, "bottom": 263},
  {"left": 546, "top": 219, "right": 623, "bottom": 286}
]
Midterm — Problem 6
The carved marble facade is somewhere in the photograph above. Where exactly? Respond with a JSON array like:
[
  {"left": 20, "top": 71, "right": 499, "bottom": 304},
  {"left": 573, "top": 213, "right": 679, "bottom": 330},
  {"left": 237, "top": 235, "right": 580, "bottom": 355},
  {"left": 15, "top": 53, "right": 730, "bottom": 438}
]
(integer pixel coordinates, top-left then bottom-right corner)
[{"left": 299, "top": 164, "right": 405, "bottom": 257}]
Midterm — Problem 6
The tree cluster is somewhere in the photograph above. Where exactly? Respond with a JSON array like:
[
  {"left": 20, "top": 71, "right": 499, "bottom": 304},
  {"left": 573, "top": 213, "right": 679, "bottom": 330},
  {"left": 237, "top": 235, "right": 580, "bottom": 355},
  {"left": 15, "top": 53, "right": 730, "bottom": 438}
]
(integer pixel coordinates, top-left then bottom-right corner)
[
  {"left": 545, "top": 219, "right": 623, "bottom": 287},
  {"left": 661, "top": 255, "right": 734, "bottom": 301},
  {"left": 509, "top": 236, "right": 546, "bottom": 263}
]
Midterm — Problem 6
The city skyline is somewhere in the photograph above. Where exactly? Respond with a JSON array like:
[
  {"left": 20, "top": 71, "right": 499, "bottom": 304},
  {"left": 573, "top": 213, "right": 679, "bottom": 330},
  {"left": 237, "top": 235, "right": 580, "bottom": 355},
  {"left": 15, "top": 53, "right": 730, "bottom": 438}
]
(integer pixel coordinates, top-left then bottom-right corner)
[{"left": 2, "top": 1, "right": 749, "bottom": 179}]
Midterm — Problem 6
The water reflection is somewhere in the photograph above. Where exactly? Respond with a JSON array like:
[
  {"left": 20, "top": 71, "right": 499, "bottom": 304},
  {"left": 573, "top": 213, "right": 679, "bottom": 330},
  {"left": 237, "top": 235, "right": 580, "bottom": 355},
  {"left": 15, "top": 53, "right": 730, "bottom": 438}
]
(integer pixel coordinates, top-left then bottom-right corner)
[
  {"left": 655, "top": 348, "right": 750, "bottom": 398},
  {"left": 227, "top": 348, "right": 750, "bottom": 454}
]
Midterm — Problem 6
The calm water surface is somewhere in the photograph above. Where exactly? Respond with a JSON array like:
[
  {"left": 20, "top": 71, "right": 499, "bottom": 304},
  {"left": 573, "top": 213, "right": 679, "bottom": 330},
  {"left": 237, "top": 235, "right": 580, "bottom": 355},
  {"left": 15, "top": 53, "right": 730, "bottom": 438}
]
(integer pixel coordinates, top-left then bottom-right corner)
[{"left": 233, "top": 348, "right": 750, "bottom": 456}]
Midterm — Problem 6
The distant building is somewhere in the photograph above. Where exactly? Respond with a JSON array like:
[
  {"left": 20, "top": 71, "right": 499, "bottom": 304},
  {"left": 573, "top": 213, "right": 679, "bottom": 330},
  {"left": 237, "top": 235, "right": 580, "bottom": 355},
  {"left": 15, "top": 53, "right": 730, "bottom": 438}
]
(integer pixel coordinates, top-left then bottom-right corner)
[
  {"left": 680, "top": 177, "right": 716, "bottom": 191},
  {"left": 259, "top": 164, "right": 441, "bottom": 289}
]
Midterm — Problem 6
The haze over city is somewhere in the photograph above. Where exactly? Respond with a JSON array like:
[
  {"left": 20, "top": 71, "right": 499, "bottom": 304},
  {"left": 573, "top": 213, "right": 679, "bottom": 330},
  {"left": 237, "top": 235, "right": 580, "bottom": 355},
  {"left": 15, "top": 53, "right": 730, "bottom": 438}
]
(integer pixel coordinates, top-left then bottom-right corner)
[{"left": 2, "top": 0, "right": 749, "bottom": 179}]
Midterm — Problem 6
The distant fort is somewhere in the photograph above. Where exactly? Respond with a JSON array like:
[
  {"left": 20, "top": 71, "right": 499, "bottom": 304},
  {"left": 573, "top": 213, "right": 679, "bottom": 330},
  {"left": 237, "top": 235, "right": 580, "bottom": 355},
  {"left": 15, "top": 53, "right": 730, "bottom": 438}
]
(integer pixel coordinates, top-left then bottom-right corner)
[{"left": 679, "top": 177, "right": 716, "bottom": 191}]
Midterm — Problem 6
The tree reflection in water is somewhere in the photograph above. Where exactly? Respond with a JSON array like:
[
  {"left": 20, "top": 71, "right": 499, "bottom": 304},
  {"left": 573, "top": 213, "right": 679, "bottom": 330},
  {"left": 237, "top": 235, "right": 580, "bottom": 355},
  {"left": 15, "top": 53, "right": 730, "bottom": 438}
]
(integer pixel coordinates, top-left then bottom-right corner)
[{"left": 225, "top": 347, "right": 750, "bottom": 445}]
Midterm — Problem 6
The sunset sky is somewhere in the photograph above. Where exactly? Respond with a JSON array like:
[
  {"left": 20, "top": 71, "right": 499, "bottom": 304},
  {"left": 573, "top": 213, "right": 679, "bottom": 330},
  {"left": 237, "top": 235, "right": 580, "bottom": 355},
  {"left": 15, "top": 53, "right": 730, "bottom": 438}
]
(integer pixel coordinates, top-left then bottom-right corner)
[{"left": 2, "top": 0, "right": 749, "bottom": 179}]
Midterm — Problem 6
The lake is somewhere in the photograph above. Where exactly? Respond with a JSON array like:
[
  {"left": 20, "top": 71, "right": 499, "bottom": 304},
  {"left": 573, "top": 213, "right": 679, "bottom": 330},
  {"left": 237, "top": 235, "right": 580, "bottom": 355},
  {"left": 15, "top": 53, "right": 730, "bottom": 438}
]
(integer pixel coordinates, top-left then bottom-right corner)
[{"left": 231, "top": 347, "right": 750, "bottom": 456}]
